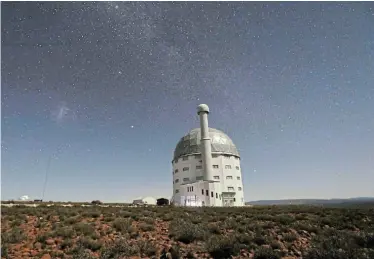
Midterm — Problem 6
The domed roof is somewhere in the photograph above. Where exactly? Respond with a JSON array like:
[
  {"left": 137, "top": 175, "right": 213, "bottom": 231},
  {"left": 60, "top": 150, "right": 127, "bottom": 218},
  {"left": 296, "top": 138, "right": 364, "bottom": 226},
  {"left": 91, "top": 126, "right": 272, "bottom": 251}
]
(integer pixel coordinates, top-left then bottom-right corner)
[{"left": 173, "top": 128, "right": 240, "bottom": 161}]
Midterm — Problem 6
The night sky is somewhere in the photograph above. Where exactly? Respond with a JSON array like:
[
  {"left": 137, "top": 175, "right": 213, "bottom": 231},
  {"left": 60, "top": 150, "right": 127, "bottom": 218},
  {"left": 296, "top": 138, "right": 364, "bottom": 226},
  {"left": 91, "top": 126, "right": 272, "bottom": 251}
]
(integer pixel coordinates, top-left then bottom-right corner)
[{"left": 2, "top": 2, "right": 374, "bottom": 202}]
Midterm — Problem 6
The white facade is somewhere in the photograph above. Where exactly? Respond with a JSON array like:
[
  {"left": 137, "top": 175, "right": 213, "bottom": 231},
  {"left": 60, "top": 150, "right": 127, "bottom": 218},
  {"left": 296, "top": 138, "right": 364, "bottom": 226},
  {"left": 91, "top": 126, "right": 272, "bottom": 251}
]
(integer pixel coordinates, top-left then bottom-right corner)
[{"left": 172, "top": 149, "right": 245, "bottom": 207}]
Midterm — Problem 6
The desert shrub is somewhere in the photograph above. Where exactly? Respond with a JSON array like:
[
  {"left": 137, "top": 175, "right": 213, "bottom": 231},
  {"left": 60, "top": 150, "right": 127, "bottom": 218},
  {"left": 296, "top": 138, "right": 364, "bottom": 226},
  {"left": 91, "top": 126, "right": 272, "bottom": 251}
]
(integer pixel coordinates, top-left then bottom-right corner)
[
  {"left": 112, "top": 218, "right": 134, "bottom": 233},
  {"left": 207, "top": 223, "right": 221, "bottom": 234},
  {"left": 270, "top": 241, "right": 282, "bottom": 250},
  {"left": 138, "top": 222, "right": 154, "bottom": 232},
  {"left": 253, "top": 234, "right": 268, "bottom": 246},
  {"left": 205, "top": 235, "right": 240, "bottom": 258},
  {"left": 168, "top": 244, "right": 181, "bottom": 259},
  {"left": 275, "top": 214, "right": 295, "bottom": 225},
  {"left": 303, "top": 247, "right": 370, "bottom": 259},
  {"left": 303, "top": 229, "right": 374, "bottom": 259},
  {"left": 100, "top": 239, "right": 139, "bottom": 258},
  {"left": 60, "top": 239, "right": 73, "bottom": 249},
  {"left": 118, "top": 210, "right": 133, "bottom": 218},
  {"left": 10, "top": 219, "right": 23, "bottom": 227},
  {"left": 103, "top": 216, "right": 115, "bottom": 222},
  {"left": 223, "top": 218, "right": 239, "bottom": 230},
  {"left": 295, "top": 213, "right": 309, "bottom": 220},
  {"left": 77, "top": 237, "right": 102, "bottom": 251},
  {"left": 254, "top": 247, "right": 281, "bottom": 259},
  {"left": 35, "top": 233, "right": 50, "bottom": 243},
  {"left": 137, "top": 240, "right": 157, "bottom": 257},
  {"left": 65, "top": 216, "right": 81, "bottom": 225},
  {"left": 140, "top": 216, "right": 155, "bottom": 224},
  {"left": 160, "top": 213, "right": 173, "bottom": 221},
  {"left": 169, "top": 218, "right": 206, "bottom": 244},
  {"left": 191, "top": 217, "right": 202, "bottom": 224},
  {"left": 283, "top": 232, "right": 298, "bottom": 242},
  {"left": 83, "top": 210, "right": 101, "bottom": 218},
  {"left": 69, "top": 245, "right": 96, "bottom": 258},
  {"left": 293, "top": 222, "right": 320, "bottom": 234},
  {"left": 73, "top": 222, "right": 95, "bottom": 235},
  {"left": 54, "top": 226, "right": 75, "bottom": 238},
  {"left": 1, "top": 244, "right": 8, "bottom": 258},
  {"left": 235, "top": 233, "right": 254, "bottom": 246},
  {"left": 353, "top": 232, "right": 374, "bottom": 248},
  {"left": 2, "top": 228, "right": 25, "bottom": 243}
]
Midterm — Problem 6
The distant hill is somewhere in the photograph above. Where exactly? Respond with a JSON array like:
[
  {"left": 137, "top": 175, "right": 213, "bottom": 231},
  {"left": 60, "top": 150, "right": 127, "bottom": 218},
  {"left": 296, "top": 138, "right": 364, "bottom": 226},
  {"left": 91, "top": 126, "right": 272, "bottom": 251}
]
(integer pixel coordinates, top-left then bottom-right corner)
[{"left": 245, "top": 197, "right": 374, "bottom": 206}]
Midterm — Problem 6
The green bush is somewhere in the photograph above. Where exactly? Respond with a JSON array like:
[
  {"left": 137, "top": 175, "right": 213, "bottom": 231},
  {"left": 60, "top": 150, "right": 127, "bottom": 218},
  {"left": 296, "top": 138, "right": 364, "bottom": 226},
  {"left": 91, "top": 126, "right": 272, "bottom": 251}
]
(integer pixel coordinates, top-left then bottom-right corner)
[
  {"left": 169, "top": 219, "right": 206, "bottom": 244},
  {"left": 254, "top": 247, "right": 281, "bottom": 259},
  {"left": 205, "top": 235, "right": 240, "bottom": 258},
  {"left": 112, "top": 218, "right": 134, "bottom": 233},
  {"left": 100, "top": 239, "right": 139, "bottom": 258}
]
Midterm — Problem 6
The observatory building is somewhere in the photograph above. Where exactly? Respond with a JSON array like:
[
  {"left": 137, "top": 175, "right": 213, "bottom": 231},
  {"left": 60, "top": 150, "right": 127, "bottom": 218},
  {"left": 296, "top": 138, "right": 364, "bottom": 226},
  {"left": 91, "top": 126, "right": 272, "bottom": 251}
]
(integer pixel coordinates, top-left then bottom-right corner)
[{"left": 171, "top": 104, "right": 245, "bottom": 207}]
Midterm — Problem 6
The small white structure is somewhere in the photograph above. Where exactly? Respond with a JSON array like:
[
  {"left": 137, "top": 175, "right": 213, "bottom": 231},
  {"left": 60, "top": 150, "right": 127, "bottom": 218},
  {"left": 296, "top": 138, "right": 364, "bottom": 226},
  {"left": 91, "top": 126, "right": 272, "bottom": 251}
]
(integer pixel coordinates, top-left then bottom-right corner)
[
  {"left": 171, "top": 104, "right": 245, "bottom": 207},
  {"left": 132, "top": 196, "right": 157, "bottom": 206},
  {"left": 19, "top": 195, "right": 30, "bottom": 201}
]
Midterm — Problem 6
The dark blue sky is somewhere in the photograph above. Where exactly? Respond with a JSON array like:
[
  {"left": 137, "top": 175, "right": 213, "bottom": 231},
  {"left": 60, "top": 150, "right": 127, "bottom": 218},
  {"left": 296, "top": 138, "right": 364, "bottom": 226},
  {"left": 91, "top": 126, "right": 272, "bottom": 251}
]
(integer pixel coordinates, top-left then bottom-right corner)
[{"left": 2, "top": 2, "right": 374, "bottom": 202}]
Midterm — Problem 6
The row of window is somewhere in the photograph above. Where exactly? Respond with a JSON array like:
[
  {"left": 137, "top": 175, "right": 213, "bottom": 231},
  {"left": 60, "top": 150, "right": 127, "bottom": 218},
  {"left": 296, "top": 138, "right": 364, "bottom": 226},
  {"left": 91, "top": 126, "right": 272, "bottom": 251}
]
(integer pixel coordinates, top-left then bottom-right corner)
[
  {"left": 175, "top": 154, "right": 240, "bottom": 163},
  {"left": 175, "top": 186, "right": 242, "bottom": 194},
  {"left": 175, "top": 175, "right": 241, "bottom": 184},
  {"left": 174, "top": 165, "right": 240, "bottom": 174}
]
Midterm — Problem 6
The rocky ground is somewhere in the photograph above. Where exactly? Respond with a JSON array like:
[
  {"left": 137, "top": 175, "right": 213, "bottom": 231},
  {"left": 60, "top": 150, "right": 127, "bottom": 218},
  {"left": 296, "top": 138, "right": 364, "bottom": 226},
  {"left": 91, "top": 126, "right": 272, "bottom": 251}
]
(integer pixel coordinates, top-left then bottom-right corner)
[{"left": 1, "top": 204, "right": 374, "bottom": 258}]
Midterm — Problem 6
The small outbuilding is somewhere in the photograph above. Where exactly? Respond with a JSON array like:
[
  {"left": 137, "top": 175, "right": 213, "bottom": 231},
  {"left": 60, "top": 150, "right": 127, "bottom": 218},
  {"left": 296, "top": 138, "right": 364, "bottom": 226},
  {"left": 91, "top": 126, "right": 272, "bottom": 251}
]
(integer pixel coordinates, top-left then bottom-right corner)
[
  {"left": 132, "top": 197, "right": 157, "bottom": 206},
  {"left": 157, "top": 198, "right": 169, "bottom": 206}
]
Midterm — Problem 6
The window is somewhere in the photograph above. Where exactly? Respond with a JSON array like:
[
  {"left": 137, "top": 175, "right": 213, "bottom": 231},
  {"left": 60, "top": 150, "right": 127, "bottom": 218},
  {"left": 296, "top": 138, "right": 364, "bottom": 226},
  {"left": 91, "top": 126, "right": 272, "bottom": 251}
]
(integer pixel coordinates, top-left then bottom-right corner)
[
  {"left": 228, "top": 187, "right": 234, "bottom": 191},
  {"left": 212, "top": 154, "right": 218, "bottom": 158},
  {"left": 195, "top": 154, "right": 201, "bottom": 159},
  {"left": 206, "top": 190, "right": 209, "bottom": 196},
  {"left": 216, "top": 193, "right": 218, "bottom": 198},
  {"left": 174, "top": 159, "right": 178, "bottom": 164},
  {"left": 196, "top": 176, "right": 203, "bottom": 180},
  {"left": 175, "top": 179, "right": 179, "bottom": 183},
  {"left": 183, "top": 156, "right": 189, "bottom": 161},
  {"left": 211, "top": 191, "right": 214, "bottom": 197},
  {"left": 238, "top": 187, "right": 242, "bottom": 191},
  {"left": 202, "top": 189, "right": 204, "bottom": 195},
  {"left": 183, "top": 178, "right": 190, "bottom": 182},
  {"left": 175, "top": 189, "right": 179, "bottom": 193},
  {"left": 175, "top": 169, "right": 179, "bottom": 174},
  {"left": 236, "top": 166, "right": 240, "bottom": 170},
  {"left": 191, "top": 186, "right": 194, "bottom": 192},
  {"left": 213, "top": 176, "right": 220, "bottom": 180},
  {"left": 226, "top": 176, "right": 233, "bottom": 180},
  {"left": 196, "top": 165, "right": 202, "bottom": 169},
  {"left": 237, "top": 176, "right": 241, "bottom": 180},
  {"left": 213, "top": 165, "right": 219, "bottom": 169},
  {"left": 234, "top": 198, "right": 236, "bottom": 202},
  {"left": 183, "top": 167, "right": 189, "bottom": 171},
  {"left": 225, "top": 165, "right": 232, "bottom": 169}
]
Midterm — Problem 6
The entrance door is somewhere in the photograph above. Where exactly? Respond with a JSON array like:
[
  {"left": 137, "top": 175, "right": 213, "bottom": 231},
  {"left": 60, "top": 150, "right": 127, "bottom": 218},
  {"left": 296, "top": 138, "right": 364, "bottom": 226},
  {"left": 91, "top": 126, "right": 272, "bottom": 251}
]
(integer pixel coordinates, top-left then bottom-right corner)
[{"left": 223, "top": 198, "right": 233, "bottom": 207}]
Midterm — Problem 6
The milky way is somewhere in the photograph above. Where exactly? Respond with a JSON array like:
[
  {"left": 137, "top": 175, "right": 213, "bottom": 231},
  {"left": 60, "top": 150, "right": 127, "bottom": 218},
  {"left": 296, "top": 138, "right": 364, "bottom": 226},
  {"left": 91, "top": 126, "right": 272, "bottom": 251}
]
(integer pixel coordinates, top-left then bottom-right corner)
[{"left": 2, "top": 2, "right": 374, "bottom": 201}]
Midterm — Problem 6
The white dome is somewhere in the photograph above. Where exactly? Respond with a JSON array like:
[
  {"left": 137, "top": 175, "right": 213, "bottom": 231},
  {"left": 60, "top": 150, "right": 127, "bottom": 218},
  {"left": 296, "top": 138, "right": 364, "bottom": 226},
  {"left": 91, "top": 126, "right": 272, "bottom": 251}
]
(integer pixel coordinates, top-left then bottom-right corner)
[{"left": 173, "top": 127, "right": 239, "bottom": 161}]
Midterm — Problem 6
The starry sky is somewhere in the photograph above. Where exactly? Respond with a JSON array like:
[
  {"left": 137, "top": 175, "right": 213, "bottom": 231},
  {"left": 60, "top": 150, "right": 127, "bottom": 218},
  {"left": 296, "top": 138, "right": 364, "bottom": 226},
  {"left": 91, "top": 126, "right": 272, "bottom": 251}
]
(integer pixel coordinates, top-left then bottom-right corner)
[{"left": 2, "top": 2, "right": 374, "bottom": 202}]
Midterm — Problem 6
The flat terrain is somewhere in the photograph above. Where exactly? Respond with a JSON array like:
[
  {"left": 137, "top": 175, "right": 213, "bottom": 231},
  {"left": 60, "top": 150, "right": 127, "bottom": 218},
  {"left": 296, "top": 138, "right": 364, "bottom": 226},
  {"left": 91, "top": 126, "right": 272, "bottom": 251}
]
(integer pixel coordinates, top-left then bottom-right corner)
[{"left": 1, "top": 204, "right": 374, "bottom": 258}]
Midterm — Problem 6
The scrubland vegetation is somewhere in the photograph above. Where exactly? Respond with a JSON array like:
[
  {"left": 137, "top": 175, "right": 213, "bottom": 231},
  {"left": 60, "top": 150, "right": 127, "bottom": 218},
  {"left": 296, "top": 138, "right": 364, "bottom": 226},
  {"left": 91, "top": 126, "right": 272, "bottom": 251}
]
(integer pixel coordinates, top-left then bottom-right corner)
[{"left": 1, "top": 204, "right": 374, "bottom": 258}]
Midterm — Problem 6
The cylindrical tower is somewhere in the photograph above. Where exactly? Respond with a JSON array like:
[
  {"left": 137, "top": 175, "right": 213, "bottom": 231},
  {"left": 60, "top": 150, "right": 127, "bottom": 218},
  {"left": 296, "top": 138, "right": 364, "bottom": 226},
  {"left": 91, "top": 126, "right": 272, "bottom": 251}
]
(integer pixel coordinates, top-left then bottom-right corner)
[{"left": 197, "top": 104, "right": 213, "bottom": 181}]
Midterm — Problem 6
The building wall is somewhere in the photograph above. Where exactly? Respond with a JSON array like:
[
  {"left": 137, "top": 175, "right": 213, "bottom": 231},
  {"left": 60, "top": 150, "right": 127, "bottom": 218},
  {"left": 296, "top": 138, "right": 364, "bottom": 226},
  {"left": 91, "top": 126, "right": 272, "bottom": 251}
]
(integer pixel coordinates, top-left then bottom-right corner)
[
  {"left": 179, "top": 181, "right": 222, "bottom": 206},
  {"left": 172, "top": 153, "right": 244, "bottom": 206}
]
